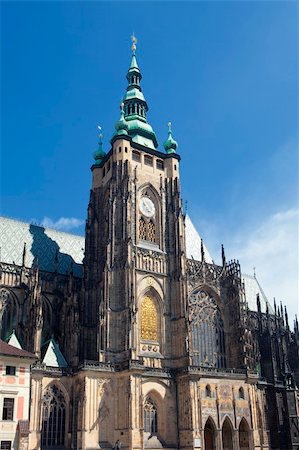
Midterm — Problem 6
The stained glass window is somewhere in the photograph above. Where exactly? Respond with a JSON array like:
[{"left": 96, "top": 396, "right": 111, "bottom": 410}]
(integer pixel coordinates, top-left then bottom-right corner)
[
  {"left": 141, "top": 296, "right": 158, "bottom": 341},
  {"left": 189, "top": 290, "right": 226, "bottom": 368}
]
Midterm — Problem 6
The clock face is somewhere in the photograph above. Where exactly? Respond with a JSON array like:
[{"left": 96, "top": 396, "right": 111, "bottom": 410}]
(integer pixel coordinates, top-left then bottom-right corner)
[{"left": 140, "top": 197, "right": 155, "bottom": 218}]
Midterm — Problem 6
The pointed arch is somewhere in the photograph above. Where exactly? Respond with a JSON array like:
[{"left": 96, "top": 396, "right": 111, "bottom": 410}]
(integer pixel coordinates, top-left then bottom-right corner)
[
  {"left": 204, "top": 416, "right": 216, "bottom": 450},
  {"left": 143, "top": 397, "right": 158, "bottom": 433},
  {"left": 41, "top": 383, "right": 68, "bottom": 448},
  {"left": 239, "top": 417, "right": 250, "bottom": 450},
  {"left": 222, "top": 417, "right": 234, "bottom": 450},
  {"left": 140, "top": 296, "right": 158, "bottom": 341},
  {"left": 0, "top": 288, "right": 19, "bottom": 340},
  {"left": 188, "top": 287, "right": 226, "bottom": 368},
  {"left": 138, "top": 184, "right": 161, "bottom": 248}
]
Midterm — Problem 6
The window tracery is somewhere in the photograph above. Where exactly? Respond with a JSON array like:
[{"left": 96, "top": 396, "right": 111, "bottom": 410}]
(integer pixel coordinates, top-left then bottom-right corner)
[
  {"left": 139, "top": 217, "right": 147, "bottom": 241},
  {"left": 189, "top": 289, "right": 226, "bottom": 368},
  {"left": 140, "top": 296, "right": 158, "bottom": 341},
  {"left": 0, "top": 289, "right": 18, "bottom": 341},
  {"left": 144, "top": 398, "right": 157, "bottom": 433},
  {"left": 41, "top": 384, "right": 66, "bottom": 448},
  {"left": 148, "top": 221, "right": 155, "bottom": 242},
  {"left": 138, "top": 189, "right": 159, "bottom": 246}
]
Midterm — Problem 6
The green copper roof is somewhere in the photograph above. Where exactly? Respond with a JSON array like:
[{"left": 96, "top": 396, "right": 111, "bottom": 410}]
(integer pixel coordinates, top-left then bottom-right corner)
[
  {"left": 163, "top": 122, "right": 178, "bottom": 153},
  {"left": 129, "top": 54, "right": 140, "bottom": 71},
  {"left": 123, "top": 87, "right": 146, "bottom": 103},
  {"left": 112, "top": 103, "right": 129, "bottom": 138},
  {"left": 119, "top": 38, "right": 158, "bottom": 150},
  {"left": 93, "top": 132, "right": 106, "bottom": 164}
]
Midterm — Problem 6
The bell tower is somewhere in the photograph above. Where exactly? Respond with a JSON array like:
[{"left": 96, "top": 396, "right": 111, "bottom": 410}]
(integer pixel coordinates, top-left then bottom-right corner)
[{"left": 82, "top": 37, "right": 188, "bottom": 373}]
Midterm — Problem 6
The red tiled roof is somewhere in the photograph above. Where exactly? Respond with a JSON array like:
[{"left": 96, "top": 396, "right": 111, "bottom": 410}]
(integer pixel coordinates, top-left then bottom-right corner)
[{"left": 0, "top": 340, "right": 37, "bottom": 359}]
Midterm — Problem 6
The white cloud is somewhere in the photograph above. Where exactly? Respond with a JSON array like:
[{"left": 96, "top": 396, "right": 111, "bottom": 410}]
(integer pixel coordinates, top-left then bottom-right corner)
[
  {"left": 229, "top": 208, "right": 298, "bottom": 323},
  {"left": 41, "top": 216, "right": 84, "bottom": 231}
]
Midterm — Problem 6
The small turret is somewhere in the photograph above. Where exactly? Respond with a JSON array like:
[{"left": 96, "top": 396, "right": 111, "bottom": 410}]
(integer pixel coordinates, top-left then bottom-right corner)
[
  {"left": 163, "top": 122, "right": 178, "bottom": 154},
  {"left": 113, "top": 102, "right": 129, "bottom": 137},
  {"left": 93, "top": 127, "right": 106, "bottom": 164}
]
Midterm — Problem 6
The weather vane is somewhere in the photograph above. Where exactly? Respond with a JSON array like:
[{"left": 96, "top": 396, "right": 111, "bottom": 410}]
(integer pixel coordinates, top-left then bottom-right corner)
[{"left": 131, "top": 33, "right": 137, "bottom": 53}]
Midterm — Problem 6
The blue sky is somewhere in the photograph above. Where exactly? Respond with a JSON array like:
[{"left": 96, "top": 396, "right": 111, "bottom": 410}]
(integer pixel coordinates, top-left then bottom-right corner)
[{"left": 1, "top": 2, "right": 298, "bottom": 319}]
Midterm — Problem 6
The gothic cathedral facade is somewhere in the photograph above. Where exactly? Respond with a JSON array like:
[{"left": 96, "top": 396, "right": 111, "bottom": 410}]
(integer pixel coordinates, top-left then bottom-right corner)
[{"left": 1, "top": 40, "right": 298, "bottom": 450}]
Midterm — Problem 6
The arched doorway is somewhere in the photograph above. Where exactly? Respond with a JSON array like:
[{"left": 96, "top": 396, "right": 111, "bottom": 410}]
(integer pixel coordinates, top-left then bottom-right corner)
[
  {"left": 222, "top": 417, "right": 233, "bottom": 450},
  {"left": 204, "top": 418, "right": 216, "bottom": 450},
  {"left": 41, "top": 384, "right": 66, "bottom": 448},
  {"left": 239, "top": 418, "right": 250, "bottom": 450}
]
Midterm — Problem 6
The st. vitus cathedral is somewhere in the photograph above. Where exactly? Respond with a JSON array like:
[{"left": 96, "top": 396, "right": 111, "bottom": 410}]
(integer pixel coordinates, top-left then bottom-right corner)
[{"left": 0, "top": 38, "right": 298, "bottom": 450}]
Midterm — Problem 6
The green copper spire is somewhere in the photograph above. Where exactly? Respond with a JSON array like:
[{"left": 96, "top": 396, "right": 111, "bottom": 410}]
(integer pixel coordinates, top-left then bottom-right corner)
[
  {"left": 93, "top": 127, "right": 106, "bottom": 164},
  {"left": 163, "top": 122, "right": 178, "bottom": 153},
  {"left": 114, "top": 102, "right": 129, "bottom": 136},
  {"left": 121, "top": 35, "right": 158, "bottom": 149}
]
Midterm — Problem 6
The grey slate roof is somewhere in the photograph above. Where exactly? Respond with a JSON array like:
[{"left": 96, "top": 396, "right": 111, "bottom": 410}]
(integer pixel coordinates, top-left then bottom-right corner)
[
  {"left": 242, "top": 273, "right": 274, "bottom": 314},
  {"left": 0, "top": 216, "right": 84, "bottom": 276}
]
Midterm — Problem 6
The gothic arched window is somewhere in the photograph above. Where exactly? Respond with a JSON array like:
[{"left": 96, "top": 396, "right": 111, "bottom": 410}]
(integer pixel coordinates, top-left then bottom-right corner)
[
  {"left": 139, "top": 217, "right": 147, "bottom": 241},
  {"left": 138, "top": 192, "right": 159, "bottom": 246},
  {"left": 144, "top": 399, "right": 157, "bottom": 433},
  {"left": 41, "top": 385, "right": 66, "bottom": 448},
  {"left": 148, "top": 221, "right": 156, "bottom": 243},
  {"left": 0, "top": 289, "right": 18, "bottom": 341},
  {"left": 189, "top": 289, "right": 226, "bottom": 368},
  {"left": 140, "top": 296, "right": 158, "bottom": 341}
]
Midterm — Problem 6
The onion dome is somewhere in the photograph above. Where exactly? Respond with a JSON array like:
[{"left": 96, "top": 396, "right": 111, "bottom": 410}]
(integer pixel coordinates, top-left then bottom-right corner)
[
  {"left": 93, "top": 127, "right": 106, "bottom": 164},
  {"left": 163, "top": 122, "right": 178, "bottom": 154},
  {"left": 114, "top": 102, "right": 129, "bottom": 136}
]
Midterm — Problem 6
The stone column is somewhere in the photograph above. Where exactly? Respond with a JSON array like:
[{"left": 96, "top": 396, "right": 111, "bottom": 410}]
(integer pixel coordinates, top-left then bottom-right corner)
[{"left": 28, "top": 375, "right": 42, "bottom": 450}]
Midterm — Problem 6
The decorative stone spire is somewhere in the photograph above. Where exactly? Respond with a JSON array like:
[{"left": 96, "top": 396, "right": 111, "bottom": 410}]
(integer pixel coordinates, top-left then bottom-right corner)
[
  {"left": 93, "top": 126, "right": 106, "bottom": 164},
  {"left": 200, "top": 238, "right": 205, "bottom": 263},
  {"left": 22, "top": 242, "right": 26, "bottom": 267},
  {"left": 221, "top": 244, "right": 226, "bottom": 267},
  {"left": 120, "top": 35, "right": 158, "bottom": 149},
  {"left": 163, "top": 122, "right": 178, "bottom": 154}
]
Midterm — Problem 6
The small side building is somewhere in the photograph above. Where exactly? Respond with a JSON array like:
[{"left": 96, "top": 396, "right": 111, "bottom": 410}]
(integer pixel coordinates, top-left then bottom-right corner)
[{"left": 0, "top": 337, "right": 37, "bottom": 450}]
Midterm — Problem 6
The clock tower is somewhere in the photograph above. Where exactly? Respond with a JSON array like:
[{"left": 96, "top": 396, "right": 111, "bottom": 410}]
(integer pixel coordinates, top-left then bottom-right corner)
[{"left": 81, "top": 37, "right": 188, "bottom": 448}]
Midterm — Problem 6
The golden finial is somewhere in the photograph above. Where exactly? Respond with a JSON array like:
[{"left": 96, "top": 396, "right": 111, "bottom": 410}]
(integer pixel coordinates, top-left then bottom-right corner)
[
  {"left": 120, "top": 102, "right": 124, "bottom": 110},
  {"left": 98, "top": 125, "right": 103, "bottom": 140},
  {"left": 131, "top": 33, "right": 137, "bottom": 53}
]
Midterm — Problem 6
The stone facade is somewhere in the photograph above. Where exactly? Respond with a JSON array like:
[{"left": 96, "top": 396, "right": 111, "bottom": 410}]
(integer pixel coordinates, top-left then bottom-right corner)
[{"left": 0, "top": 42, "right": 299, "bottom": 450}]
